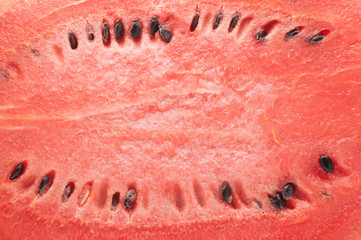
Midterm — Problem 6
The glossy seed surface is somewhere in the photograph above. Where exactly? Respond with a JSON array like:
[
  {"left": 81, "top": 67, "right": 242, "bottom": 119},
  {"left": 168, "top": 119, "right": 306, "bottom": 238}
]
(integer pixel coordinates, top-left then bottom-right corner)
[
  {"left": 229, "top": 14, "right": 239, "bottom": 31},
  {"left": 221, "top": 183, "right": 232, "bottom": 203},
  {"left": 269, "top": 192, "right": 286, "bottom": 210},
  {"left": 130, "top": 20, "right": 142, "bottom": 40},
  {"left": 256, "top": 30, "right": 267, "bottom": 40},
  {"left": 102, "top": 22, "right": 110, "bottom": 44},
  {"left": 285, "top": 27, "right": 300, "bottom": 39},
  {"left": 190, "top": 13, "right": 199, "bottom": 32},
  {"left": 9, "top": 163, "right": 24, "bottom": 180},
  {"left": 62, "top": 182, "right": 75, "bottom": 202},
  {"left": 213, "top": 12, "right": 222, "bottom": 29},
  {"left": 149, "top": 17, "right": 159, "bottom": 36},
  {"left": 309, "top": 34, "right": 325, "bottom": 43},
  {"left": 275, "top": 192, "right": 286, "bottom": 209},
  {"left": 38, "top": 175, "right": 51, "bottom": 195},
  {"left": 283, "top": 182, "right": 296, "bottom": 199},
  {"left": 319, "top": 155, "right": 335, "bottom": 173},
  {"left": 268, "top": 196, "right": 280, "bottom": 209},
  {"left": 124, "top": 189, "right": 137, "bottom": 209},
  {"left": 159, "top": 27, "right": 172, "bottom": 43},
  {"left": 69, "top": 32, "right": 78, "bottom": 49},
  {"left": 115, "top": 19, "right": 124, "bottom": 40},
  {"left": 112, "top": 192, "right": 120, "bottom": 208}
]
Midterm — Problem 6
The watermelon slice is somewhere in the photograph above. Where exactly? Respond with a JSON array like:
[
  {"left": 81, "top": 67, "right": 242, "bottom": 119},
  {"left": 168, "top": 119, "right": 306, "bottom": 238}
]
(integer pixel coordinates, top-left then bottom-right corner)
[{"left": 1, "top": 0, "right": 361, "bottom": 239}]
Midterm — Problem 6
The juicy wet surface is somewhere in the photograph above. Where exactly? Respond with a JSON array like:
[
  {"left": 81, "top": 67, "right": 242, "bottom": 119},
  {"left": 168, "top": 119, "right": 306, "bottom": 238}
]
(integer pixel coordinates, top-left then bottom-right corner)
[{"left": 0, "top": 0, "right": 361, "bottom": 239}]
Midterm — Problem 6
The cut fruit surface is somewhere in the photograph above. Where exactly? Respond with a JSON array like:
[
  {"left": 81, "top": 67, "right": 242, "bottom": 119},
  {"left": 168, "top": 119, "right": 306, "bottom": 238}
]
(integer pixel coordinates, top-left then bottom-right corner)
[{"left": 1, "top": 0, "right": 361, "bottom": 239}]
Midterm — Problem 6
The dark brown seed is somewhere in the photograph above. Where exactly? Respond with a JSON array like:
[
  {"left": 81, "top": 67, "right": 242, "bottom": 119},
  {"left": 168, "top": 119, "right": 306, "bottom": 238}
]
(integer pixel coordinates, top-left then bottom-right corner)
[
  {"left": 283, "top": 183, "right": 296, "bottom": 199},
  {"left": 38, "top": 175, "right": 51, "bottom": 195},
  {"left": 285, "top": 27, "right": 300, "bottom": 39},
  {"left": 221, "top": 182, "right": 232, "bottom": 203},
  {"left": 102, "top": 22, "right": 110, "bottom": 44},
  {"left": 114, "top": 19, "right": 124, "bottom": 41},
  {"left": 69, "top": 32, "right": 78, "bottom": 49},
  {"left": 275, "top": 192, "right": 286, "bottom": 209},
  {"left": 159, "top": 27, "right": 172, "bottom": 43},
  {"left": 10, "top": 163, "right": 24, "bottom": 180},
  {"left": 309, "top": 34, "right": 325, "bottom": 43},
  {"left": 268, "top": 192, "right": 286, "bottom": 210},
  {"left": 213, "top": 12, "right": 222, "bottom": 29},
  {"left": 228, "top": 14, "right": 239, "bottom": 31},
  {"left": 62, "top": 182, "right": 75, "bottom": 202},
  {"left": 268, "top": 196, "right": 281, "bottom": 210},
  {"left": 86, "top": 26, "right": 94, "bottom": 41},
  {"left": 130, "top": 20, "right": 142, "bottom": 40},
  {"left": 319, "top": 155, "right": 334, "bottom": 173},
  {"left": 268, "top": 196, "right": 279, "bottom": 209},
  {"left": 190, "top": 13, "right": 199, "bottom": 32},
  {"left": 112, "top": 192, "right": 120, "bottom": 208},
  {"left": 124, "top": 189, "right": 137, "bottom": 209},
  {"left": 256, "top": 30, "right": 267, "bottom": 40},
  {"left": 149, "top": 17, "right": 159, "bottom": 36}
]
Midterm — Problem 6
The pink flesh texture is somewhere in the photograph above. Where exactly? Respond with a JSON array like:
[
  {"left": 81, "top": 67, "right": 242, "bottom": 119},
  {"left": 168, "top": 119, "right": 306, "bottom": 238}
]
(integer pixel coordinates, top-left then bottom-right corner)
[{"left": 0, "top": 0, "right": 361, "bottom": 239}]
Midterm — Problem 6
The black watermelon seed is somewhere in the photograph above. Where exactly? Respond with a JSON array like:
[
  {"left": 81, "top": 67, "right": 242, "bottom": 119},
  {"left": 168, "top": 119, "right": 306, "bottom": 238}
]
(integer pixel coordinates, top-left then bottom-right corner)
[
  {"left": 283, "top": 183, "right": 296, "bottom": 199},
  {"left": 102, "top": 22, "right": 110, "bottom": 44},
  {"left": 9, "top": 163, "right": 24, "bottom": 180},
  {"left": 130, "top": 20, "right": 142, "bottom": 40},
  {"left": 62, "top": 182, "right": 75, "bottom": 202},
  {"left": 190, "top": 13, "right": 199, "bottom": 32},
  {"left": 309, "top": 34, "right": 325, "bottom": 43},
  {"left": 285, "top": 27, "right": 300, "bottom": 39},
  {"left": 213, "top": 12, "right": 222, "bottom": 29},
  {"left": 149, "top": 17, "right": 159, "bottom": 36},
  {"left": 221, "top": 182, "right": 232, "bottom": 203},
  {"left": 159, "top": 27, "right": 172, "bottom": 43},
  {"left": 38, "top": 175, "right": 51, "bottom": 195},
  {"left": 124, "top": 189, "right": 137, "bottom": 209},
  {"left": 319, "top": 155, "right": 334, "bottom": 173},
  {"left": 114, "top": 19, "right": 124, "bottom": 41},
  {"left": 112, "top": 192, "right": 120, "bottom": 208},
  {"left": 228, "top": 14, "right": 239, "bottom": 31},
  {"left": 256, "top": 30, "right": 267, "bottom": 40},
  {"left": 268, "top": 196, "right": 279, "bottom": 209},
  {"left": 275, "top": 192, "right": 286, "bottom": 209},
  {"left": 268, "top": 192, "right": 286, "bottom": 210},
  {"left": 86, "top": 26, "right": 94, "bottom": 41},
  {"left": 69, "top": 32, "right": 78, "bottom": 49}
]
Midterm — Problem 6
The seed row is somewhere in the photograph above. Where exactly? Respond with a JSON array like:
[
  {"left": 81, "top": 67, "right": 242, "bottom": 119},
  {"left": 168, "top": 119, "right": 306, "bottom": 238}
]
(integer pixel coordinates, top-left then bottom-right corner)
[
  {"left": 68, "top": 17, "right": 172, "bottom": 49},
  {"left": 8, "top": 155, "right": 335, "bottom": 211},
  {"left": 67, "top": 12, "right": 329, "bottom": 49}
]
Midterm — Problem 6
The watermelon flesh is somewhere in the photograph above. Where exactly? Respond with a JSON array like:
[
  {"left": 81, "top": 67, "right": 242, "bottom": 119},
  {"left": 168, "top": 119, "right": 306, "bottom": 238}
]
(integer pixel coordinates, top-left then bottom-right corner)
[{"left": 1, "top": 0, "right": 361, "bottom": 239}]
